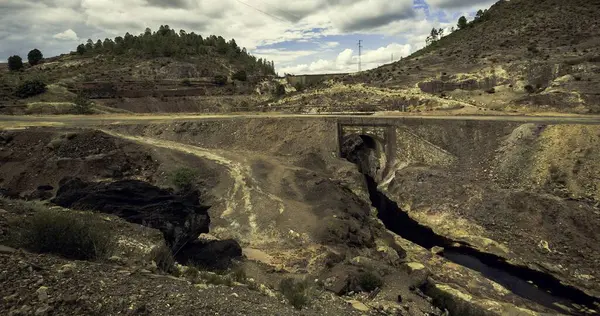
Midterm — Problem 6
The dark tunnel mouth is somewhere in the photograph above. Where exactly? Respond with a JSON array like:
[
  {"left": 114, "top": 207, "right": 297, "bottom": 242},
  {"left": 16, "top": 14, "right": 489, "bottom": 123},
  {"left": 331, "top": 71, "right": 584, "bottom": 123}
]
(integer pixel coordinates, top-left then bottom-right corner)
[{"left": 343, "top": 139, "right": 600, "bottom": 316}]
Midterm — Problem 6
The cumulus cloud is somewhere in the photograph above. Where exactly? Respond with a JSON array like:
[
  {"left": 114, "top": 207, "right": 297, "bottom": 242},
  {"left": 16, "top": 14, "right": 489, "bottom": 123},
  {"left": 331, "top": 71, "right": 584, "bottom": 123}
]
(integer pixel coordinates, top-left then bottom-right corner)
[
  {"left": 53, "top": 29, "right": 79, "bottom": 41},
  {"left": 278, "top": 42, "right": 412, "bottom": 74}
]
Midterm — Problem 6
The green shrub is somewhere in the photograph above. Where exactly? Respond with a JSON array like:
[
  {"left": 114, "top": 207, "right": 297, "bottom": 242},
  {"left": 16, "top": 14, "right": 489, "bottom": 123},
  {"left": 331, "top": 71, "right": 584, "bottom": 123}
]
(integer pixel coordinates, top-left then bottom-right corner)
[
  {"left": 524, "top": 84, "right": 535, "bottom": 94},
  {"left": 232, "top": 70, "right": 247, "bottom": 81},
  {"left": 358, "top": 271, "right": 383, "bottom": 292},
  {"left": 169, "top": 168, "right": 198, "bottom": 191},
  {"left": 201, "top": 271, "right": 234, "bottom": 286},
  {"left": 15, "top": 80, "right": 47, "bottom": 99},
  {"left": 21, "top": 210, "right": 114, "bottom": 260},
  {"left": 150, "top": 244, "right": 175, "bottom": 273},
  {"left": 214, "top": 75, "right": 228, "bottom": 86},
  {"left": 294, "top": 82, "right": 305, "bottom": 92},
  {"left": 273, "top": 83, "right": 286, "bottom": 97},
  {"left": 72, "top": 94, "right": 94, "bottom": 114},
  {"left": 184, "top": 266, "right": 200, "bottom": 283},
  {"left": 231, "top": 265, "right": 247, "bottom": 283},
  {"left": 279, "top": 278, "right": 310, "bottom": 310}
]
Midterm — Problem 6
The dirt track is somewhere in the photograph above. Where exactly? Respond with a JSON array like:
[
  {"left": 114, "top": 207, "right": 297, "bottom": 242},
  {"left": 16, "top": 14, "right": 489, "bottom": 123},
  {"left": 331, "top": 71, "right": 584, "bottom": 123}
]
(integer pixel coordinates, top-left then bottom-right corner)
[{"left": 1, "top": 113, "right": 599, "bottom": 129}]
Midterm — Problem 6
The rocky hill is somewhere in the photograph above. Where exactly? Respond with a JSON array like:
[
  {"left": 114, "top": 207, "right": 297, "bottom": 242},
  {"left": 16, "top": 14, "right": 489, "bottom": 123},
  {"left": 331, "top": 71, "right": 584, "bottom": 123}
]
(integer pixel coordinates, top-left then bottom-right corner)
[
  {"left": 277, "top": 0, "right": 600, "bottom": 114},
  {"left": 0, "top": 26, "right": 280, "bottom": 114}
]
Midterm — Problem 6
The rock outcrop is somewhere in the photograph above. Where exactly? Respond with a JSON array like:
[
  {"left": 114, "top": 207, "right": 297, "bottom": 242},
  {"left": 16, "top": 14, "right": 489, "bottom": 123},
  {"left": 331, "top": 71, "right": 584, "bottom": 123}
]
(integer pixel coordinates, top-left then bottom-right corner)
[{"left": 51, "top": 178, "right": 210, "bottom": 251}]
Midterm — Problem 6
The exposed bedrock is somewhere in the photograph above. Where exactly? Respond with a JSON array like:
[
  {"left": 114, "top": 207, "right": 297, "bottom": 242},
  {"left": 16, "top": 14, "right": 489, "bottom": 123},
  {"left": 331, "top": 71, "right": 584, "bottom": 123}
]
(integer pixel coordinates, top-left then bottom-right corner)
[{"left": 51, "top": 177, "right": 210, "bottom": 252}]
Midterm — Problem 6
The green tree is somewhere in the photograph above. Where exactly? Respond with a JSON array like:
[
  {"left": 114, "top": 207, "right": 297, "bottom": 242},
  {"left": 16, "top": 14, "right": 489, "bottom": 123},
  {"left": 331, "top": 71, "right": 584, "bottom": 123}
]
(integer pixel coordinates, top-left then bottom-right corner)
[
  {"left": 94, "top": 39, "right": 103, "bottom": 50},
  {"left": 7, "top": 55, "right": 24, "bottom": 71},
  {"left": 457, "top": 16, "right": 468, "bottom": 29},
  {"left": 85, "top": 39, "right": 93, "bottom": 50},
  {"left": 76, "top": 44, "right": 86, "bottom": 55},
  {"left": 474, "top": 9, "right": 484, "bottom": 22},
  {"left": 27, "top": 49, "right": 43, "bottom": 66}
]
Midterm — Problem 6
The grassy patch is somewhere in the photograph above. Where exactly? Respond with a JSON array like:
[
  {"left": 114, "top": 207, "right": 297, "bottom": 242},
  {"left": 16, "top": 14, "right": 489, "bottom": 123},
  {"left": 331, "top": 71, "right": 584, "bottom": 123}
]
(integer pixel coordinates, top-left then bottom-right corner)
[
  {"left": 19, "top": 210, "right": 114, "bottom": 260},
  {"left": 149, "top": 243, "right": 176, "bottom": 273}
]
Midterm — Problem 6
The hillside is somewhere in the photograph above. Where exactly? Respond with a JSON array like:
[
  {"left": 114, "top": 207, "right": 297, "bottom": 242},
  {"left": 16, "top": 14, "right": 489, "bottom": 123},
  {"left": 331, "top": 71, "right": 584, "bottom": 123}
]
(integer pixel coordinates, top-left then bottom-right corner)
[
  {"left": 277, "top": 0, "right": 600, "bottom": 114},
  {"left": 0, "top": 26, "right": 279, "bottom": 114}
]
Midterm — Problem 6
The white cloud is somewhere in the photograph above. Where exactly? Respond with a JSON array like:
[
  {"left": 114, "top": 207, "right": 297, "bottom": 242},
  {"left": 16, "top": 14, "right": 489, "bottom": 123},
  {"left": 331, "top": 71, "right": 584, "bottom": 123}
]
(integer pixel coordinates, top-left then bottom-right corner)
[
  {"left": 279, "top": 42, "right": 412, "bottom": 75},
  {"left": 53, "top": 29, "right": 78, "bottom": 41},
  {"left": 426, "top": 0, "right": 497, "bottom": 10}
]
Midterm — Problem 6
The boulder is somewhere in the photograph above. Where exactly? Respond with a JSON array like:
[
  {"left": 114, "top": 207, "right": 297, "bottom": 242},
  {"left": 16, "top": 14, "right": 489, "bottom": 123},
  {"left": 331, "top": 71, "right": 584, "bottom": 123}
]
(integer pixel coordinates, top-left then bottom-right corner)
[
  {"left": 176, "top": 239, "right": 242, "bottom": 270},
  {"left": 51, "top": 177, "right": 210, "bottom": 251}
]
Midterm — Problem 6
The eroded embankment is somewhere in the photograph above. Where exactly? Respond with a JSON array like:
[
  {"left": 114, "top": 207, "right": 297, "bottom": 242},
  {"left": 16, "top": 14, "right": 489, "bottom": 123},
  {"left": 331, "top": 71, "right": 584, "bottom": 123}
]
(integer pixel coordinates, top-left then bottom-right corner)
[{"left": 340, "top": 126, "right": 600, "bottom": 315}]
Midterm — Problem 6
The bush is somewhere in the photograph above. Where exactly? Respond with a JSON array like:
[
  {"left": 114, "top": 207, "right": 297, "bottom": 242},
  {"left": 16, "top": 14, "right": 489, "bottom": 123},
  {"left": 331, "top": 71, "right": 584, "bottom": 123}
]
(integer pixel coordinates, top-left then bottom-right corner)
[
  {"left": 169, "top": 168, "right": 198, "bottom": 191},
  {"left": 457, "top": 16, "right": 468, "bottom": 30},
  {"left": 273, "top": 83, "right": 286, "bottom": 97},
  {"left": 214, "top": 75, "right": 228, "bottom": 86},
  {"left": 231, "top": 265, "right": 247, "bottom": 283},
  {"left": 72, "top": 93, "right": 94, "bottom": 114},
  {"left": 524, "top": 84, "right": 535, "bottom": 94},
  {"left": 294, "top": 82, "right": 305, "bottom": 92},
  {"left": 28, "top": 49, "right": 43, "bottom": 66},
  {"left": 358, "top": 271, "right": 383, "bottom": 292},
  {"left": 279, "top": 278, "right": 310, "bottom": 310},
  {"left": 20, "top": 210, "right": 114, "bottom": 260},
  {"left": 232, "top": 70, "right": 247, "bottom": 81},
  {"left": 184, "top": 266, "right": 200, "bottom": 283},
  {"left": 149, "top": 244, "right": 175, "bottom": 273},
  {"left": 15, "top": 80, "right": 46, "bottom": 98},
  {"left": 8, "top": 55, "right": 23, "bottom": 71}
]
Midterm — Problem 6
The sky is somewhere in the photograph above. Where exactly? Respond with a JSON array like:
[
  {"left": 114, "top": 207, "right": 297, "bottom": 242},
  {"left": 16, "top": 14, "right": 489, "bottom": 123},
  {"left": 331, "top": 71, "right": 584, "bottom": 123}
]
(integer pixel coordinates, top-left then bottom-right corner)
[{"left": 0, "top": 0, "right": 498, "bottom": 75}]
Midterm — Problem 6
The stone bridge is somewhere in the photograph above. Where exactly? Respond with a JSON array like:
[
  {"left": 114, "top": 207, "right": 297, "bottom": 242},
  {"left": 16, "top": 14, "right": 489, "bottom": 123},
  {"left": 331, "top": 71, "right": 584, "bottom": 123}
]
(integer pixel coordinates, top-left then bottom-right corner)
[{"left": 337, "top": 122, "right": 397, "bottom": 180}]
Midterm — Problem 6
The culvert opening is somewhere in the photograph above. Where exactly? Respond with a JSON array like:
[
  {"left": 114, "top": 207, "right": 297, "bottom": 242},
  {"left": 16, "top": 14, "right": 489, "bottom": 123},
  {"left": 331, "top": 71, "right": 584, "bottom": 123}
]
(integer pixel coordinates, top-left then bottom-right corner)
[{"left": 343, "top": 135, "right": 600, "bottom": 316}]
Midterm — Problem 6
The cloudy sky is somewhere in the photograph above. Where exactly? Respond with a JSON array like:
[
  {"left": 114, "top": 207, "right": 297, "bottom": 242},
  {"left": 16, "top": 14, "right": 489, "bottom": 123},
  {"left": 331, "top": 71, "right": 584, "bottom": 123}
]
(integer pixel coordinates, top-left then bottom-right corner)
[{"left": 0, "top": 0, "right": 497, "bottom": 74}]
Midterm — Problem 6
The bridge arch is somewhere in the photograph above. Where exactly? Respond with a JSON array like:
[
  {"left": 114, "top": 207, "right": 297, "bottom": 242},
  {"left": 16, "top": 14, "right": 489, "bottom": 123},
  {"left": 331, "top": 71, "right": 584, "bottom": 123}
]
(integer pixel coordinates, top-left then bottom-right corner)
[{"left": 338, "top": 123, "right": 397, "bottom": 183}]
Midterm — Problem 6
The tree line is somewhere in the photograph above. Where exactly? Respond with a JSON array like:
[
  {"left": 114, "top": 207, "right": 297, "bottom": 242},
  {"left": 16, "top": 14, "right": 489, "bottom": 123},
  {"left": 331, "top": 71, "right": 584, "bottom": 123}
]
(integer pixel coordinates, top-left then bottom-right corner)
[
  {"left": 75, "top": 25, "right": 276, "bottom": 75},
  {"left": 425, "top": 9, "right": 490, "bottom": 46}
]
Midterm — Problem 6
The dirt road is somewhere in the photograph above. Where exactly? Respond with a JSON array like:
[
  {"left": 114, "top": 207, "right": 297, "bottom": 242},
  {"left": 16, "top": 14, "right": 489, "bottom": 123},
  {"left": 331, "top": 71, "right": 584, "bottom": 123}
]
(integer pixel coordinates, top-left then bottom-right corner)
[{"left": 1, "top": 113, "right": 599, "bottom": 129}]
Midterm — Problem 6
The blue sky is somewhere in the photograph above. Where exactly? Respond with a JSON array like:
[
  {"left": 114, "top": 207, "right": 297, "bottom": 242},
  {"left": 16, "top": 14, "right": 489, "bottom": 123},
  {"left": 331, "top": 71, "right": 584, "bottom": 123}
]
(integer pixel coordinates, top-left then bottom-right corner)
[{"left": 1, "top": 0, "right": 497, "bottom": 74}]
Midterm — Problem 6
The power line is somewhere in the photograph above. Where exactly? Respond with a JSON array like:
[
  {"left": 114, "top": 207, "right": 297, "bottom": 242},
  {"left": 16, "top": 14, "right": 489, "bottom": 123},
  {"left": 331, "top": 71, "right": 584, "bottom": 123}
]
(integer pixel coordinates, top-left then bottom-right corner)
[
  {"left": 234, "top": 0, "right": 288, "bottom": 23},
  {"left": 252, "top": 0, "right": 302, "bottom": 21}
]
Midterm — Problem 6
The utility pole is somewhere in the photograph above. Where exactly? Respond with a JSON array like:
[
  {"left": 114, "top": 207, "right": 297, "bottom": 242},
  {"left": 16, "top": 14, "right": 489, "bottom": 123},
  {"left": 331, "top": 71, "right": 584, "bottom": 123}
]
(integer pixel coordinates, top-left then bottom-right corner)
[{"left": 358, "top": 40, "right": 362, "bottom": 72}]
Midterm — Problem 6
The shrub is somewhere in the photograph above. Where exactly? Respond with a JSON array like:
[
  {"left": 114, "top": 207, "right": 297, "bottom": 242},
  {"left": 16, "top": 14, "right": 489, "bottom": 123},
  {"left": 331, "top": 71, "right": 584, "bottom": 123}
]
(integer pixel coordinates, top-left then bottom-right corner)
[
  {"left": 27, "top": 49, "right": 43, "bottom": 66},
  {"left": 273, "top": 83, "right": 286, "bottom": 97},
  {"left": 72, "top": 93, "right": 94, "bottom": 114},
  {"left": 231, "top": 265, "right": 247, "bottom": 283},
  {"left": 15, "top": 80, "right": 47, "bottom": 99},
  {"left": 20, "top": 210, "right": 114, "bottom": 260},
  {"left": 232, "top": 70, "right": 247, "bottom": 81},
  {"left": 8, "top": 55, "right": 23, "bottom": 71},
  {"left": 294, "top": 82, "right": 305, "bottom": 92},
  {"left": 457, "top": 16, "right": 468, "bottom": 30},
  {"left": 201, "top": 271, "right": 234, "bottom": 286},
  {"left": 214, "top": 75, "right": 228, "bottom": 86},
  {"left": 169, "top": 168, "right": 198, "bottom": 191},
  {"left": 358, "top": 271, "right": 383, "bottom": 292},
  {"left": 524, "top": 84, "right": 535, "bottom": 94},
  {"left": 184, "top": 266, "right": 200, "bottom": 283},
  {"left": 181, "top": 78, "right": 192, "bottom": 86},
  {"left": 149, "top": 244, "right": 175, "bottom": 273},
  {"left": 279, "top": 278, "right": 310, "bottom": 310}
]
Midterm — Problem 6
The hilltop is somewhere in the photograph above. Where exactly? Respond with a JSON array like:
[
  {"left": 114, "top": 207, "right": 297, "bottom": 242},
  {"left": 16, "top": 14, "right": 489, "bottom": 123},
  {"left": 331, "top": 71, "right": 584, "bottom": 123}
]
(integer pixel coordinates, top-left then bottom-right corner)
[
  {"left": 0, "top": 25, "right": 279, "bottom": 114},
  {"left": 277, "top": 0, "right": 600, "bottom": 114}
]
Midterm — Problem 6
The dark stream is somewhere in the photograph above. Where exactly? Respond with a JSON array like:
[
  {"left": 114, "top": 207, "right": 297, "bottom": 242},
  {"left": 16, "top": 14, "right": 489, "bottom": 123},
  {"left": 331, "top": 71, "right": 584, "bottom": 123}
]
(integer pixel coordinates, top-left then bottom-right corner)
[{"left": 365, "top": 175, "right": 599, "bottom": 316}]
